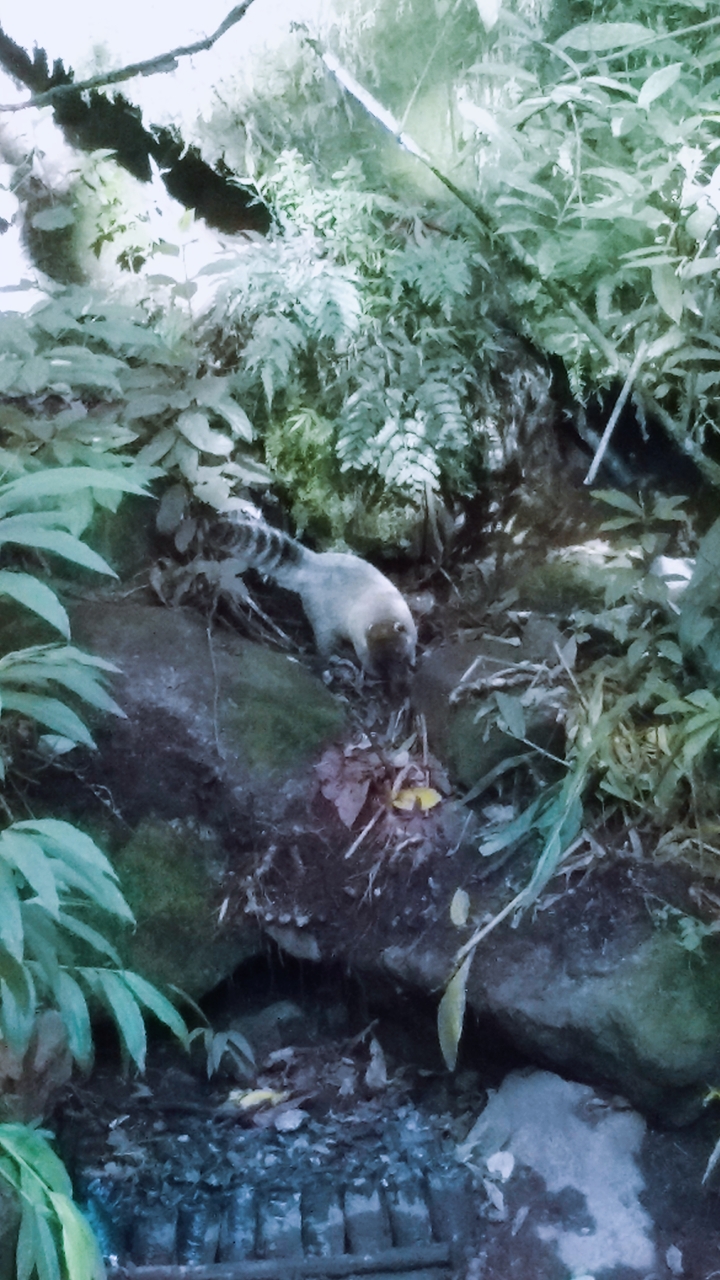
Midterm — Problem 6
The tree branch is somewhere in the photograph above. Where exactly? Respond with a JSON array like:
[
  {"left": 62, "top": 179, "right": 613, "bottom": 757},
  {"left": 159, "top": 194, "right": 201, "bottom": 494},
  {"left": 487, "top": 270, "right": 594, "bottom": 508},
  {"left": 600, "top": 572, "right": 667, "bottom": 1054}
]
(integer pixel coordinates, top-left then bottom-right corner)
[{"left": 0, "top": 1, "right": 256, "bottom": 112}]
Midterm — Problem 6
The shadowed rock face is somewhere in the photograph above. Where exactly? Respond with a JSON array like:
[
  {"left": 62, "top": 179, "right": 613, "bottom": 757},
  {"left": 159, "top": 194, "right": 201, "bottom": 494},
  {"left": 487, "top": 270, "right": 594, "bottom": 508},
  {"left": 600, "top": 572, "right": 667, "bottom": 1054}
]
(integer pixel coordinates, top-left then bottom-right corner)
[{"left": 62, "top": 599, "right": 345, "bottom": 996}]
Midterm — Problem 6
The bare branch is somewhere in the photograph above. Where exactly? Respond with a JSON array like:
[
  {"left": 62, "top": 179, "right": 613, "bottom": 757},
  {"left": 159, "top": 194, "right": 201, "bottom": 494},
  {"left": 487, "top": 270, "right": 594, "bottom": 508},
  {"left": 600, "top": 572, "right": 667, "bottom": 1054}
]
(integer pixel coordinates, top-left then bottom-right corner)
[{"left": 0, "top": 2, "right": 256, "bottom": 113}]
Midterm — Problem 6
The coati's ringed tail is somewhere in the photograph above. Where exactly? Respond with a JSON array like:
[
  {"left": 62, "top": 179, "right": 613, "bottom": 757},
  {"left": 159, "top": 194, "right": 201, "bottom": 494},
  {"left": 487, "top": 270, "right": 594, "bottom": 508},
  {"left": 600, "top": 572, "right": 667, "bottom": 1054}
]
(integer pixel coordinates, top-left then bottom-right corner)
[{"left": 225, "top": 517, "right": 417, "bottom": 678}]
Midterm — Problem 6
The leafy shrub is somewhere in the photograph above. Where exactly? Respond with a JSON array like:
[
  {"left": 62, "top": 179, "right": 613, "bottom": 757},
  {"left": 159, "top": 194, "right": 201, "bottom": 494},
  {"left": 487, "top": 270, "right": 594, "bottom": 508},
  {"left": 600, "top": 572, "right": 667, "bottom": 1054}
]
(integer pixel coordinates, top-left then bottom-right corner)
[{"left": 0, "top": 1124, "right": 103, "bottom": 1280}]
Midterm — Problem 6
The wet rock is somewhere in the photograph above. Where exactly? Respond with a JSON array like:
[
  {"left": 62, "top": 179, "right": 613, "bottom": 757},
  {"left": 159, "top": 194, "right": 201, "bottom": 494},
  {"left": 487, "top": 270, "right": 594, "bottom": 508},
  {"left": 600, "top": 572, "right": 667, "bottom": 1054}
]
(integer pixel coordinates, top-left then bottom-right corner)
[
  {"left": 412, "top": 625, "right": 564, "bottom": 789},
  {"left": 58, "top": 599, "right": 345, "bottom": 995}
]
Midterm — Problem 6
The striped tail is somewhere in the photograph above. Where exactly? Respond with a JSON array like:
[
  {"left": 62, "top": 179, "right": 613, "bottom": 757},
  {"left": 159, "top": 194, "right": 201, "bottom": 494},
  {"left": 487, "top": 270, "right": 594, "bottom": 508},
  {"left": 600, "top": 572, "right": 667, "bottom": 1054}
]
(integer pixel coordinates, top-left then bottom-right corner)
[{"left": 225, "top": 517, "right": 306, "bottom": 579}]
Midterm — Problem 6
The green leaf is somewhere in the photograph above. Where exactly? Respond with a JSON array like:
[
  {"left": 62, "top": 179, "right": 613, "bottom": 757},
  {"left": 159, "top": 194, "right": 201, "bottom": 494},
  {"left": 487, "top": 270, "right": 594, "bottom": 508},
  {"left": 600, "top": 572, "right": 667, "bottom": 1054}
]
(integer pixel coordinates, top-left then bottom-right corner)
[
  {"left": 16, "top": 1202, "right": 35, "bottom": 1280},
  {"left": 0, "top": 693, "right": 95, "bottom": 748},
  {"left": 120, "top": 970, "right": 188, "bottom": 1046},
  {"left": 0, "top": 573, "right": 69, "bottom": 637},
  {"left": 651, "top": 263, "right": 683, "bottom": 323},
  {"left": 437, "top": 954, "right": 472, "bottom": 1071},
  {"left": 25, "top": 1207, "right": 60, "bottom": 1280},
  {"left": 55, "top": 913, "right": 123, "bottom": 965},
  {"left": 0, "top": 659, "right": 124, "bottom": 718},
  {"left": 637, "top": 64, "right": 683, "bottom": 110},
  {"left": 0, "top": 832, "right": 60, "bottom": 917},
  {"left": 48, "top": 1191, "right": 104, "bottom": 1280},
  {"left": 0, "top": 466, "right": 148, "bottom": 515},
  {"left": 557, "top": 22, "right": 653, "bottom": 52},
  {"left": 0, "top": 1124, "right": 72, "bottom": 1193},
  {"left": 590, "top": 489, "right": 643, "bottom": 516},
  {"left": 176, "top": 410, "right": 233, "bottom": 456},
  {"left": 0, "top": 523, "right": 116, "bottom": 577},
  {"left": 15, "top": 820, "right": 119, "bottom": 884},
  {"left": 0, "top": 860, "right": 24, "bottom": 961},
  {"left": 52, "top": 971, "right": 93, "bottom": 1068},
  {"left": 0, "top": 964, "right": 36, "bottom": 1055},
  {"left": 656, "top": 640, "right": 683, "bottom": 664},
  {"left": 82, "top": 968, "right": 146, "bottom": 1070}
]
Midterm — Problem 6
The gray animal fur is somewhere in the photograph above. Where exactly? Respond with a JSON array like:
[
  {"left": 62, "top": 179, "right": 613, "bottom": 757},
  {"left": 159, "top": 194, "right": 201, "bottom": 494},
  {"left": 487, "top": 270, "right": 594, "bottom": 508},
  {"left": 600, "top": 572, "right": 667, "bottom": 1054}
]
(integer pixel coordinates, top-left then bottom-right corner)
[{"left": 227, "top": 519, "right": 417, "bottom": 677}]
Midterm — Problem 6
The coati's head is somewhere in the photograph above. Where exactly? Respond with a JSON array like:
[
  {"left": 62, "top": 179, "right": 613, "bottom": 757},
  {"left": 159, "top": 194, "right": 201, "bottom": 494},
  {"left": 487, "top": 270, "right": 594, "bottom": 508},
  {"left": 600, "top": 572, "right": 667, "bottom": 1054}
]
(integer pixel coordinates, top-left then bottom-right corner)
[{"left": 364, "top": 612, "right": 417, "bottom": 681}]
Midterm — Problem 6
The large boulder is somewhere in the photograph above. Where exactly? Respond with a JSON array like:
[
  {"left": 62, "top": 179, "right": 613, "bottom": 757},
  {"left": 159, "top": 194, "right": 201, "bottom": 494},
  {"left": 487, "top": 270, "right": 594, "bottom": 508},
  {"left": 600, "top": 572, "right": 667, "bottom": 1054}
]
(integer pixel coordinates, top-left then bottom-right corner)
[{"left": 61, "top": 598, "right": 345, "bottom": 996}]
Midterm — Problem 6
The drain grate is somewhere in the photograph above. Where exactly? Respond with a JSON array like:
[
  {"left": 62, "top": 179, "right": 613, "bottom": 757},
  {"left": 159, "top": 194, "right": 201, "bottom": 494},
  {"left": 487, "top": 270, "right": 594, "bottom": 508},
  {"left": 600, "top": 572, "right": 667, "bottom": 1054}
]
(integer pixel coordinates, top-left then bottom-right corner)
[{"left": 94, "top": 1162, "right": 477, "bottom": 1278}]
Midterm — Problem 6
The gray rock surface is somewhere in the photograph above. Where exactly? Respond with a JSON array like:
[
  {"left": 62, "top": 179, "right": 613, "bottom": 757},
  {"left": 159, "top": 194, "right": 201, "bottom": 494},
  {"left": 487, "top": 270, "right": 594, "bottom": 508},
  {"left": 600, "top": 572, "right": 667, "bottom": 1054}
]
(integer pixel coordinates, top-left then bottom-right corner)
[{"left": 458, "top": 1069, "right": 655, "bottom": 1278}]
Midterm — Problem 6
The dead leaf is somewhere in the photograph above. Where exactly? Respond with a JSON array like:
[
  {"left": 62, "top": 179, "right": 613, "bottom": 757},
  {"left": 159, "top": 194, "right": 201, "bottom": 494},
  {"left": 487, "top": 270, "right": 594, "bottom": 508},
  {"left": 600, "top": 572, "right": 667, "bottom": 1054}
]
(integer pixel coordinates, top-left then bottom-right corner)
[
  {"left": 437, "top": 954, "right": 472, "bottom": 1071},
  {"left": 392, "top": 787, "right": 442, "bottom": 812},
  {"left": 450, "top": 888, "right": 470, "bottom": 927},
  {"left": 226, "top": 1088, "right": 290, "bottom": 1112}
]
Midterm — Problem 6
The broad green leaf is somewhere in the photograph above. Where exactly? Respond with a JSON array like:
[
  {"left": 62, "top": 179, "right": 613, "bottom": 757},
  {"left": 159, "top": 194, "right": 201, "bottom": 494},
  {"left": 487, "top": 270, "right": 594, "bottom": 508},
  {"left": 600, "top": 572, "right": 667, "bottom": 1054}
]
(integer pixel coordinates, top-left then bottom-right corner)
[
  {"left": 20, "top": 904, "right": 60, "bottom": 981},
  {"left": 53, "top": 971, "right": 93, "bottom": 1067},
  {"left": 474, "top": 0, "right": 501, "bottom": 33},
  {"left": 177, "top": 410, "right": 233, "bottom": 456},
  {"left": 84, "top": 968, "right": 146, "bottom": 1070},
  {"left": 0, "top": 693, "right": 95, "bottom": 748},
  {"left": 15, "top": 820, "right": 119, "bottom": 882},
  {"left": 51, "top": 857, "right": 131, "bottom": 920},
  {"left": 638, "top": 64, "right": 683, "bottom": 110},
  {"left": 651, "top": 264, "right": 683, "bottom": 323},
  {"left": 437, "top": 955, "right": 472, "bottom": 1071},
  {"left": 656, "top": 640, "right": 683, "bottom": 664},
  {"left": 0, "top": 661, "right": 124, "bottom": 718},
  {"left": 0, "top": 832, "right": 59, "bottom": 917},
  {"left": 0, "top": 573, "right": 69, "bottom": 637},
  {"left": 0, "top": 466, "right": 147, "bottom": 515},
  {"left": 590, "top": 489, "right": 643, "bottom": 516},
  {"left": 214, "top": 398, "right": 254, "bottom": 441},
  {"left": 26, "top": 1206, "right": 61, "bottom": 1280},
  {"left": 41, "top": 645, "right": 119, "bottom": 673},
  {"left": 16, "top": 1202, "right": 35, "bottom": 1280},
  {"left": 0, "top": 1124, "right": 72, "bottom": 1193},
  {"left": 120, "top": 971, "right": 188, "bottom": 1045},
  {"left": 0, "top": 524, "right": 115, "bottom": 577},
  {"left": 48, "top": 1192, "right": 104, "bottom": 1280},
  {"left": 56, "top": 913, "right": 123, "bottom": 964},
  {"left": 225, "top": 1028, "right": 255, "bottom": 1065},
  {"left": 0, "top": 860, "right": 23, "bottom": 960},
  {"left": 0, "top": 965, "right": 36, "bottom": 1055},
  {"left": 557, "top": 22, "right": 653, "bottom": 52}
]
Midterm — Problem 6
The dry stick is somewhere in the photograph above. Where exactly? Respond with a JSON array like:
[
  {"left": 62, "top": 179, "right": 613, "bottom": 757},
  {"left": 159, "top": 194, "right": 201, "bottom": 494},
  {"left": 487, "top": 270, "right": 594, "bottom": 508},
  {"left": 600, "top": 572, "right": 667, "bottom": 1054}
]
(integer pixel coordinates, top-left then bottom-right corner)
[
  {"left": 343, "top": 808, "right": 382, "bottom": 860},
  {"left": 0, "top": 2, "right": 256, "bottom": 113},
  {"left": 583, "top": 340, "right": 648, "bottom": 486},
  {"left": 108, "top": 1243, "right": 451, "bottom": 1279}
]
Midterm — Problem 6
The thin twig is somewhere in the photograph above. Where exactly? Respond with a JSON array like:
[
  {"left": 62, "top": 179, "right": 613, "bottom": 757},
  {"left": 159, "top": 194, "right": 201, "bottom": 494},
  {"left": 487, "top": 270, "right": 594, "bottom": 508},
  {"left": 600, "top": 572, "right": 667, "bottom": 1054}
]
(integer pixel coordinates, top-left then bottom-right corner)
[
  {"left": 584, "top": 340, "right": 648, "bottom": 485},
  {"left": 343, "top": 808, "right": 382, "bottom": 860},
  {"left": 0, "top": 2, "right": 256, "bottom": 113}
]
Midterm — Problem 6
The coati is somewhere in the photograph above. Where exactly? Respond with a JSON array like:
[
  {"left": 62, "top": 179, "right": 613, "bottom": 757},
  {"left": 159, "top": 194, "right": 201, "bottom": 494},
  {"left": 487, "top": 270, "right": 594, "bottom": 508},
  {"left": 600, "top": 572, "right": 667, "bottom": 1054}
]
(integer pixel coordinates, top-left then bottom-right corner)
[{"left": 225, "top": 517, "right": 417, "bottom": 678}]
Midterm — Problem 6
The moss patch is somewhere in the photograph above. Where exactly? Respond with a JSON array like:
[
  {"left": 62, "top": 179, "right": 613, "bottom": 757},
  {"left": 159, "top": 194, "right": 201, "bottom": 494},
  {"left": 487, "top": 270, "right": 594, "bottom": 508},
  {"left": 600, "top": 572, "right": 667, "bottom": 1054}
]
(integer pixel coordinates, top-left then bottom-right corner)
[{"left": 220, "top": 643, "right": 345, "bottom": 769}]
